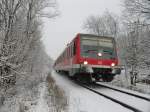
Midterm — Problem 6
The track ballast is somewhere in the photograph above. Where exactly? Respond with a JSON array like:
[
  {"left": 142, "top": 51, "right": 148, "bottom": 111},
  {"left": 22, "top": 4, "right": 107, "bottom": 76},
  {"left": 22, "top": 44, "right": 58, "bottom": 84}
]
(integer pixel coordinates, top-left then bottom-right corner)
[
  {"left": 96, "top": 82, "right": 150, "bottom": 102},
  {"left": 77, "top": 81, "right": 150, "bottom": 112}
]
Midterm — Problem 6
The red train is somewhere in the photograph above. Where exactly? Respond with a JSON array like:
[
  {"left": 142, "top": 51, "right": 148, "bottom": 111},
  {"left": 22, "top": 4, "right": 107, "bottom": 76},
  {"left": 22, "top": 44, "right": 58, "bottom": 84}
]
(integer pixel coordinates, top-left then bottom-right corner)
[{"left": 54, "top": 33, "right": 121, "bottom": 82}]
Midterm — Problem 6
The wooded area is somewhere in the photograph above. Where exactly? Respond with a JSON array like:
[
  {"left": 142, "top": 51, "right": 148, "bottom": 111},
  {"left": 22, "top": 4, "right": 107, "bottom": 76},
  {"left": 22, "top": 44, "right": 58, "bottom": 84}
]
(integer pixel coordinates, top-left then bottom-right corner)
[
  {"left": 83, "top": 0, "right": 150, "bottom": 85},
  {"left": 0, "top": 0, "right": 57, "bottom": 91}
]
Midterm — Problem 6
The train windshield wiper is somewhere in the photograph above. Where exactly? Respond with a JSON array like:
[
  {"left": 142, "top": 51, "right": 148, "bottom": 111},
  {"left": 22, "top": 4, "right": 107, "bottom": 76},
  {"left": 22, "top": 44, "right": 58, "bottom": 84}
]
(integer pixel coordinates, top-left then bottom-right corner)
[
  {"left": 103, "top": 49, "right": 113, "bottom": 55},
  {"left": 84, "top": 49, "right": 97, "bottom": 53}
]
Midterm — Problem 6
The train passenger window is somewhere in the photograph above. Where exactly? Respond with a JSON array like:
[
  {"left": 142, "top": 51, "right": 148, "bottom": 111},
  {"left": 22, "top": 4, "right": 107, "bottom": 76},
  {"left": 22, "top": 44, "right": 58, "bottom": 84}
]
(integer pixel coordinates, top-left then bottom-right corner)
[
  {"left": 68, "top": 47, "right": 70, "bottom": 58},
  {"left": 66, "top": 50, "right": 67, "bottom": 58},
  {"left": 71, "top": 44, "right": 73, "bottom": 57},
  {"left": 70, "top": 46, "right": 71, "bottom": 57},
  {"left": 67, "top": 48, "right": 69, "bottom": 58},
  {"left": 64, "top": 51, "right": 66, "bottom": 59},
  {"left": 69, "top": 47, "right": 70, "bottom": 57},
  {"left": 73, "top": 42, "right": 76, "bottom": 55},
  {"left": 64, "top": 52, "right": 65, "bottom": 59}
]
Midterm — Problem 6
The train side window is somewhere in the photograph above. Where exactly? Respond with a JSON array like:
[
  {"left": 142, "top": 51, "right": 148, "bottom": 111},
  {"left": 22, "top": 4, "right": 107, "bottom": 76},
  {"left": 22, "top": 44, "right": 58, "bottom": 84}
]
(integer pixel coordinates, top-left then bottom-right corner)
[
  {"left": 65, "top": 50, "right": 66, "bottom": 59},
  {"left": 73, "top": 42, "right": 76, "bottom": 55},
  {"left": 65, "top": 50, "right": 67, "bottom": 59},
  {"left": 67, "top": 48, "right": 69, "bottom": 58},
  {"left": 68, "top": 47, "right": 70, "bottom": 58},
  {"left": 64, "top": 51, "right": 65, "bottom": 59},
  {"left": 70, "top": 46, "right": 72, "bottom": 57},
  {"left": 65, "top": 50, "right": 67, "bottom": 58},
  {"left": 71, "top": 44, "right": 73, "bottom": 57},
  {"left": 70, "top": 44, "right": 72, "bottom": 57},
  {"left": 68, "top": 47, "right": 70, "bottom": 57}
]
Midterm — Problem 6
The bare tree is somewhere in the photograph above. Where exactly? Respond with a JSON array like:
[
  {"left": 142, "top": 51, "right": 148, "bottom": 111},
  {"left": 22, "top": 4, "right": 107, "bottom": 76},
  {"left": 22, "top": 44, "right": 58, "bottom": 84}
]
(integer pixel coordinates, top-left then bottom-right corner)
[
  {"left": 123, "top": 0, "right": 150, "bottom": 20},
  {"left": 139, "top": 25, "right": 150, "bottom": 73},
  {"left": 0, "top": 0, "right": 58, "bottom": 89},
  {"left": 126, "top": 26, "right": 139, "bottom": 85},
  {"left": 121, "top": 0, "right": 150, "bottom": 85},
  {"left": 118, "top": 18, "right": 145, "bottom": 85},
  {"left": 83, "top": 11, "right": 119, "bottom": 37}
]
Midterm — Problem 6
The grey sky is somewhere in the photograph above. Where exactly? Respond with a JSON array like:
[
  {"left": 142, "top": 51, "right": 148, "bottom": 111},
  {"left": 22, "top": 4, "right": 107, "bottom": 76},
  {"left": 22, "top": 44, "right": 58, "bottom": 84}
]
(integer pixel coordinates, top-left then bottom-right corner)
[{"left": 42, "top": 0, "right": 122, "bottom": 60}]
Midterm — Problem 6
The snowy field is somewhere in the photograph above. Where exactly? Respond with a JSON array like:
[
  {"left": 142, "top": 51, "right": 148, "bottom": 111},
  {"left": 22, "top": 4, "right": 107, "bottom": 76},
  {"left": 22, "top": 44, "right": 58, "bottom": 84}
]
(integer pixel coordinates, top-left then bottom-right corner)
[
  {"left": 109, "top": 70, "right": 150, "bottom": 95},
  {"left": 0, "top": 82, "right": 49, "bottom": 112},
  {"left": 27, "top": 83, "right": 50, "bottom": 112},
  {"left": 94, "top": 85, "right": 150, "bottom": 112},
  {"left": 1, "top": 70, "right": 149, "bottom": 112},
  {"left": 51, "top": 70, "right": 141, "bottom": 112},
  {"left": 0, "top": 80, "right": 67, "bottom": 112}
]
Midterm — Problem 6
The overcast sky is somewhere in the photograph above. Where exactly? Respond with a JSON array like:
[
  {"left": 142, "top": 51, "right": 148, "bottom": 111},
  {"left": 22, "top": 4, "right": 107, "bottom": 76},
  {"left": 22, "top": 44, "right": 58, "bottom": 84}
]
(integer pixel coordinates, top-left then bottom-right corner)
[{"left": 42, "top": 0, "right": 122, "bottom": 60}]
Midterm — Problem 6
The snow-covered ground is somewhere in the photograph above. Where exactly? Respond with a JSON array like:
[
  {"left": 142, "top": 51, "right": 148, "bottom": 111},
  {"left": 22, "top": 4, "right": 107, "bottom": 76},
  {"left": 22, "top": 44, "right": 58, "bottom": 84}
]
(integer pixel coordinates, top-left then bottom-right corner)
[
  {"left": 97, "top": 82, "right": 150, "bottom": 99},
  {"left": 1, "top": 70, "right": 149, "bottom": 112},
  {"left": 134, "top": 83, "right": 150, "bottom": 94},
  {"left": 27, "top": 83, "right": 49, "bottom": 112},
  {"left": 0, "top": 81, "right": 57, "bottom": 112},
  {"left": 52, "top": 70, "right": 136, "bottom": 112},
  {"left": 0, "top": 83, "right": 40, "bottom": 112},
  {"left": 94, "top": 86, "right": 150, "bottom": 112},
  {"left": 110, "top": 70, "right": 150, "bottom": 95}
]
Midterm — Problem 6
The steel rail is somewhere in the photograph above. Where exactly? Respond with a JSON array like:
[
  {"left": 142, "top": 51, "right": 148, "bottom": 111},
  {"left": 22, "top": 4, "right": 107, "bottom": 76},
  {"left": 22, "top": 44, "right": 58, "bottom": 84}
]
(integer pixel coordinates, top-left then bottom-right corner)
[
  {"left": 77, "top": 82, "right": 142, "bottom": 112},
  {"left": 96, "top": 82, "right": 150, "bottom": 102}
]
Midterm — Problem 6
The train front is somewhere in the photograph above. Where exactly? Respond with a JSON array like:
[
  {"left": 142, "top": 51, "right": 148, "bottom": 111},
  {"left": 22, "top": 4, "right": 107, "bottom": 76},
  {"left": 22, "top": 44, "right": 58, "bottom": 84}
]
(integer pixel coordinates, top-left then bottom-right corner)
[{"left": 78, "top": 34, "right": 121, "bottom": 82}]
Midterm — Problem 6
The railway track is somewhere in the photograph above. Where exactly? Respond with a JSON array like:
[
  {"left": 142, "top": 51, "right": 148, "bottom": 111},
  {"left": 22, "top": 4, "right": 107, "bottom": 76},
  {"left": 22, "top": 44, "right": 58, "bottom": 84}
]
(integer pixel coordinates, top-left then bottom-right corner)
[
  {"left": 77, "top": 82, "right": 150, "bottom": 112},
  {"left": 96, "top": 82, "right": 150, "bottom": 102}
]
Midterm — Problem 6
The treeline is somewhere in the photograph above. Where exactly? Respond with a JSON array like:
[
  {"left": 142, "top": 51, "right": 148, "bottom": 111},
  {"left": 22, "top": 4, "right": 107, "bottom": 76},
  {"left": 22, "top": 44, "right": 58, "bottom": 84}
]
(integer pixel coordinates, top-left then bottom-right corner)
[
  {"left": 0, "top": 0, "right": 57, "bottom": 89},
  {"left": 83, "top": 0, "right": 150, "bottom": 85}
]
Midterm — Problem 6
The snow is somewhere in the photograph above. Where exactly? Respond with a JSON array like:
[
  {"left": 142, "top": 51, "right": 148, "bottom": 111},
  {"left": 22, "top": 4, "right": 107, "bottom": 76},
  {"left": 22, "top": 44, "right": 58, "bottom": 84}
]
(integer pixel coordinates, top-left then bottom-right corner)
[
  {"left": 0, "top": 81, "right": 53, "bottom": 112},
  {"left": 2, "top": 70, "right": 149, "bottom": 112},
  {"left": 0, "top": 83, "right": 40, "bottom": 112},
  {"left": 28, "top": 82, "right": 49, "bottom": 112},
  {"left": 136, "top": 83, "right": 150, "bottom": 94},
  {"left": 110, "top": 69, "right": 150, "bottom": 95},
  {"left": 97, "top": 82, "right": 150, "bottom": 99},
  {"left": 51, "top": 70, "right": 133, "bottom": 112},
  {"left": 95, "top": 86, "right": 150, "bottom": 112}
]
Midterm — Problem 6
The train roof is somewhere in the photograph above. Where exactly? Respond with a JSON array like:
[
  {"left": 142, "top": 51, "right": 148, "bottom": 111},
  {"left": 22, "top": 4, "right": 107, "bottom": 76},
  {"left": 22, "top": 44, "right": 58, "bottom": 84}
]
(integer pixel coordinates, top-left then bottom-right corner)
[
  {"left": 55, "top": 33, "right": 115, "bottom": 61},
  {"left": 77, "top": 33, "right": 115, "bottom": 39}
]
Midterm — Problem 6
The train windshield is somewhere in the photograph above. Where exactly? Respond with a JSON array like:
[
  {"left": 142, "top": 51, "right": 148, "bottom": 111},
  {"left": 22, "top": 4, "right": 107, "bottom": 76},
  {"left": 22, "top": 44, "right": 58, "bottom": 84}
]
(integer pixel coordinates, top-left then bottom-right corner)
[{"left": 80, "top": 36, "right": 116, "bottom": 59}]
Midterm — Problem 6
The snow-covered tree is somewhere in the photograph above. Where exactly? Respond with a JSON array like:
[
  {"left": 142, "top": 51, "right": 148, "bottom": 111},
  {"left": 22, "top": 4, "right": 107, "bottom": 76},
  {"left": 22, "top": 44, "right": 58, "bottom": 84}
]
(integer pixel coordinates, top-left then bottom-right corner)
[
  {"left": 123, "top": 0, "right": 150, "bottom": 21},
  {"left": 83, "top": 11, "right": 119, "bottom": 37},
  {"left": 139, "top": 26, "right": 150, "bottom": 71},
  {"left": 0, "top": 0, "right": 57, "bottom": 89},
  {"left": 121, "top": 0, "right": 150, "bottom": 85}
]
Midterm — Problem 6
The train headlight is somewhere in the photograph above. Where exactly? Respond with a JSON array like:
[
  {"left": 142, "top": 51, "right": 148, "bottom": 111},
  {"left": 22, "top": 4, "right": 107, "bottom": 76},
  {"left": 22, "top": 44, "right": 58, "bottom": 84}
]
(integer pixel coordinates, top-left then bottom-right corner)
[
  {"left": 83, "top": 61, "right": 88, "bottom": 65},
  {"left": 98, "top": 52, "right": 102, "bottom": 57},
  {"left": 111, "top": 63, "right": 115, "bottom": 67}
]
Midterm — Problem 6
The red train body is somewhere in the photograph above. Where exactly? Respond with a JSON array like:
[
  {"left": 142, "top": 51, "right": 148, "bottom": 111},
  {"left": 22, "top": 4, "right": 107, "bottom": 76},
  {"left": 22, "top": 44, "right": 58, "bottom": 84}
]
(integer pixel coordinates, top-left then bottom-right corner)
[{"left": 54, "top": 33, "right": 121, "bottom": 82}]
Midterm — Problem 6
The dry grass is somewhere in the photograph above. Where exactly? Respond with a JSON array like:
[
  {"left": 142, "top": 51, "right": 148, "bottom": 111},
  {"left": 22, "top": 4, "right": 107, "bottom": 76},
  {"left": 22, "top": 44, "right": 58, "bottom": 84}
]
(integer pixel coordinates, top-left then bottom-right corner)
[{"left": 46, "top": 73, "right": 68, "bottom": 112}]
